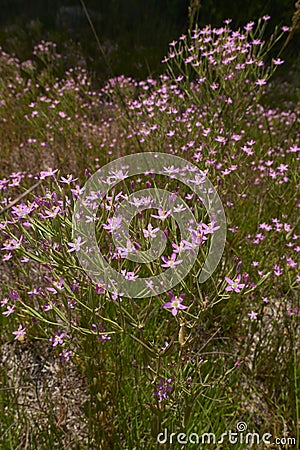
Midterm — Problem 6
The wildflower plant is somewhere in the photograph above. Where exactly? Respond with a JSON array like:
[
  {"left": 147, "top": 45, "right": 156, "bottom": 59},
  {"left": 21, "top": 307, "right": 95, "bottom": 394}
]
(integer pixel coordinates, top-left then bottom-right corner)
[
  {"left": 163, "top": 17, "right": 288, "bottom": 125},
  {"left": 0, "top": 14, "right": 299, "bottom": 449}
]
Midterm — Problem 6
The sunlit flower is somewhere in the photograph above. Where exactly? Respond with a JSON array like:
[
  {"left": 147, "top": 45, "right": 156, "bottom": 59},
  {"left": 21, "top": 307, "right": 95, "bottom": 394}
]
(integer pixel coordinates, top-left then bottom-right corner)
[
  {"left": 2, "top": 305, "right": 15, "bottom": 316},
  {"left": 248, "top": 311, "right": 258, "bottom": 320},
  {"left": 255, "top": 78, "right": 267, "bottom": 86},
  {"left": 12, "top": 324, "right": 26, "bottom": 341},
  {"left": 163, "top": 292, "right": 187, "bottom": 316},
  {"left": 225, "top": 275, "right": 245, "bottom": 293},
  {"left": 50, "top": 332, "right": 70, "bottom": 347},
  {"left": 161, "top": 253, "right": 183, "bottom": 269},
  {"left": 143, "top": 223, "right": 160, "bottom": 238},
  {"left": 151, "top": 208, "right": 172, "bottom": 220},
  {"left": 103, "top": 216, "right": 122, "bottom": 233}
]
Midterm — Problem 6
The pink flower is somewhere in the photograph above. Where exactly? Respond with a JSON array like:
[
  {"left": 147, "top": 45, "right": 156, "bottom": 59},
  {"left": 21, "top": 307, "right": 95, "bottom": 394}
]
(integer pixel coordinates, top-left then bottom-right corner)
[
  {"left": 215, "top": 136, "right": 227, "bottom": 143},
  {"left": 151, "top": 208, "right": 172, "bottom": 220},
  {"left": 39, "top": 168, "right": 58, "bottom": 179},
  {"left": 143, "top": 223, "right": 160, "bottom": 238},
  {"left": 273, "top": 265, "right": 283, "bottom": 276},
  {"left": 161, "top": 253, "right": 183, "bottom": 268},
  {"left": 103, "top": 216, "right": 122, "bottom": 233},
  {"left": 172, "top": 240, "right": 194, "bottom": 253},
  {"left": 46, "top": 277, "right": 64, "bottom": 294},
  {"left": 3, "top": 253, "right": 13, "bottom": 261},
  {"left": 59, "top": 174, "right": 78, "bottom": 184},
  {"left": 248, "top": 311, "right": 258, "bottom": 320},
  {"left": 225, "top": 275, "right": 245, "bottom": 293},
  {"left": 1, "top": 236, "right": 23, "bottom": 251},
  {"left": 12, "top": 324, "right": 26, "bottom": 341},
  {"left": 67, "top": 236, "right": 86, "bottom": 252},
  {"left": 50, "top": 332, "right": 69, "bottom": 347},
  {"left": 95, "top": 280, "right": 105, "bottom": 294},
  {"left": 2, "top": 305, "right": 15, "bottom": 316},
  {"left": 201, "top": 221, "right": 220, "bottom": 235},
  {"left": 1, "top": 298, "right": 9, "bottom": 307},
  {"left": 59, "top": 349, "right": 72, "bottom": 362},
  {"left": 163, "top": 292, "right": 187, "bottom": 316},
  {"left": 120, "top": 270, "right": 139, "bottom": 281},
  {"left": 273, "top": 58, "right": 284, "bottom": 65},
  {"left": 255, "top": 79, "right": 267, "bottom": 86},
  {"left": 244, "top": 21, "right": 255, "bottom": 31}
]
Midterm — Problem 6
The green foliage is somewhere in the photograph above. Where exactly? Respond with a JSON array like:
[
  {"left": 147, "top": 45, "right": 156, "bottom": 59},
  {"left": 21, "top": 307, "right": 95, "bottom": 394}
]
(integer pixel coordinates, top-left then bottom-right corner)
[{"left": 0, "top": 14, "right": 299, "bottom": 450}]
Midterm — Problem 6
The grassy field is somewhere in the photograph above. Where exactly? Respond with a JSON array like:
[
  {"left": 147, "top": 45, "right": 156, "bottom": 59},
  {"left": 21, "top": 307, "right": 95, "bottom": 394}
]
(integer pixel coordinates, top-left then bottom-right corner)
[{"left": 0, "top": 14, "right": 299, "bottom": 450}]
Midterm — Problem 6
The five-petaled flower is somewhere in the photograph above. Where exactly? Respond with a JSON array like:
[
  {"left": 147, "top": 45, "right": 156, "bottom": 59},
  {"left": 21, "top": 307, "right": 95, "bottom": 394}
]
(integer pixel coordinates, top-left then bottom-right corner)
[
  {"left": 50, "top": 332, "right": 69, "bottom": 347},
  {"left": 153, "top": 377, "right": 173, "bottom": 402},
  {"left": 12, "top": 324, "right": 26, "bottom": 341},
  {"left": 248, "top": 311, "right": 258, "bottom": 320},
  {"left": 163, "top": 292, "right": 187, "bottom": 316},
  {"left": 103, "top": 216, "right": 122, "bottom": 233},
  {"left": 225, "top": 274, "right": 245, "bottom": 293},
  {"left": 2, "top": 305, "right": 15, "bottom": 317},
  {"left": 151, "top": 207, "right": 172, "bottom": 220},
  {"left": 143, "top": 223, "right": 160, "bottom": 238},
  {"left": 161, "top": 253, "right": 183, "bottom": 269},
  {"left": 67, "top": 236, "right": 86, "bottom": 252}
]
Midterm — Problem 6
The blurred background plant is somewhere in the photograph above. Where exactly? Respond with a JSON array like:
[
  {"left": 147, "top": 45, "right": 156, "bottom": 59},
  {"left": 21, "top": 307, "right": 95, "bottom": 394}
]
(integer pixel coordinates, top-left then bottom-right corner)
[{"left": 0, "top": 0, "right": 299, "bottom": 80}]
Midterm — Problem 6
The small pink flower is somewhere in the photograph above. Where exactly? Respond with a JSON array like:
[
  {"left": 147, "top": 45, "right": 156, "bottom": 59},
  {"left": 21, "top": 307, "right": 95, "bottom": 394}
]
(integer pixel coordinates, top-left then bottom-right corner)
[
  {"left": 59, "top": 349, "right": 72, "bottom": 362},
  {"left": 151, "top": 207, "right": 172, "bottom": 220},
  {"left": 50, "top": 332, "right": 69, "bottom": 347},
  {"left": 163, "top": 292, "right": 187, "bottom": 316},
  {"left": 95, "top": 280, "right": 105, "bottom": 294},
  {"left": 255, "top": 78, "right": 267, "bottom": 86},
  {"left": 225, "top": 275, "right": 245, "bottom": 293},
  {"left": 273, "top": 58, "right": 284, "bottom": 65},
  {"left": 244, "top": 21, "right": 255, "bottom": 31},
  {"left": 143, "top": 223, "right": 160, "bottom": 238},
  {"left": 103, "top": 216, "right": 122, "bottom": 233},
  {"left": 39, "top": 168, "right": 58, "bottom": 179},
  {"left": 248, "top": 311, "right": 258, "bottom": 320},
  {"left": 161, "top": 253, "right": 183, "bottom": 268},
  {"left": 120, "top": 270, "right": 139, "bottom": 281},
  {"left": 59, "top": 174, "right": 78, "bottom": 184},
  {"left": 67, "top": 236, "right": 86, "bottom": 252},
  {"left": 12, "top": 324, "right": 26, "bottom": 341},
  {"left": 2, "top": 305, "right": 15, "bottom": 317},
  {"left": 273, "top": 265, "right": 283, "bottom": 276}
]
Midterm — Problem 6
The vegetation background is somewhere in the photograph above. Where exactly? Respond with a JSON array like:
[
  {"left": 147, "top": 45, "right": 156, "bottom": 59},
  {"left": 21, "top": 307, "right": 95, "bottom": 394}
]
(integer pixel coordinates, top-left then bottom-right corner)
[{"left": 0, "top": 0, "right": 299, "bottom": 79}]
